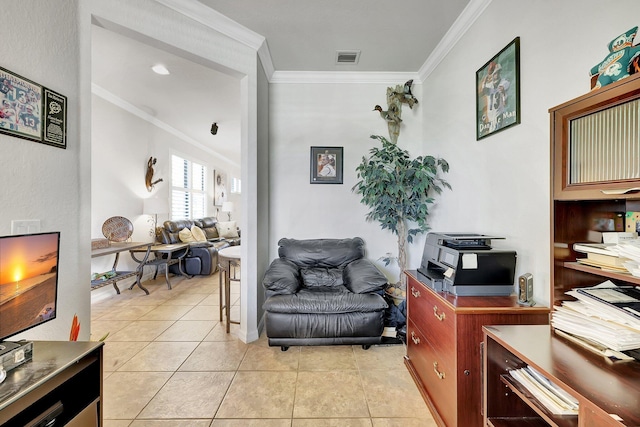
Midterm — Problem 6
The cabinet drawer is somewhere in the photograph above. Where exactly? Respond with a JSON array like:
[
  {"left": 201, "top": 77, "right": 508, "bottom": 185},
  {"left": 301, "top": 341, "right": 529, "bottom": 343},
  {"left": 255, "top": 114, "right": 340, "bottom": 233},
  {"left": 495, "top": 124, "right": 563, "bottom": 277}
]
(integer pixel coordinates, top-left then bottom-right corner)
[
  {"left": 408, "top": 279, "right": 455, "bottom": 348},
  {"left": 407, "top": 319, "right": 456, "bottom": 427}
]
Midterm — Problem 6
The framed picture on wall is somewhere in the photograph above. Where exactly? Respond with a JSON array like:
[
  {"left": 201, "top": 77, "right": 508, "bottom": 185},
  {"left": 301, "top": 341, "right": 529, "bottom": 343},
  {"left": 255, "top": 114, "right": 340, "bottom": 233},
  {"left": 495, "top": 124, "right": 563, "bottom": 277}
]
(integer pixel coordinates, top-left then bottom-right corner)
[
  {"left": 214, "top": 170, "right": 227, "bottom": 206},
  {"left": 476, "top": 37, "right": 521, "bottom": 140},
  {"left": 0, "top": 66, "right": 43, "bottom": 143},
  {"left": 310, "top": 146, "right": 343, "bottom": 184}
]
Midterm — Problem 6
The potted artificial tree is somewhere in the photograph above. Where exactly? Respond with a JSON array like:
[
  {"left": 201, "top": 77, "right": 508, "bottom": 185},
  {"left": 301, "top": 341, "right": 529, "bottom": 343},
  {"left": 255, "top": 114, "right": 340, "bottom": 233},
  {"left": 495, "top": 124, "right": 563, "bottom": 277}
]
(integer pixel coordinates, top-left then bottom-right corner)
[{"left": 353, "top": 82, "right": 450, "bottom": 297}]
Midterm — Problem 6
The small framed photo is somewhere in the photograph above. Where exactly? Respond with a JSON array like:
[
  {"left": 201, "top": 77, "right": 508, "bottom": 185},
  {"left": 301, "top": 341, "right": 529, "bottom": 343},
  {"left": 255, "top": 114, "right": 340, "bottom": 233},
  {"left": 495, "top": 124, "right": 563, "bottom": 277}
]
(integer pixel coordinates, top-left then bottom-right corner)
[
  {"left": 310, "top": 146, "right": 343, "bottom": 184},
  {"left": 0, "top": 66, "right": 43, "bottom": 143},
  {"left": 476, "top": 37, "right": 520, "bottom": 140}
]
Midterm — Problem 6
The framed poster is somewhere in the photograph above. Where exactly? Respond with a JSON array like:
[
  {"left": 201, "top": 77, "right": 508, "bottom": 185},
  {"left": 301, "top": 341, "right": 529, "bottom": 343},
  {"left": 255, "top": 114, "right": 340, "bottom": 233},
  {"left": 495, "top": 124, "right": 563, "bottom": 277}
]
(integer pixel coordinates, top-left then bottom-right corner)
[
  {"left": 214, "top": 170, "right": 227, "bottom": 206},
  {"left": 0, "top": 66, "right": 43, "bottom": 143},
  {"left": 42, "top": 88, "right": 67, "bottom": 148},
  {"left": 310, "top": 146, "right": 343, "bottom": 184},
  {"left": 476, "top": 37, "right": 520, "bottom": 140}
]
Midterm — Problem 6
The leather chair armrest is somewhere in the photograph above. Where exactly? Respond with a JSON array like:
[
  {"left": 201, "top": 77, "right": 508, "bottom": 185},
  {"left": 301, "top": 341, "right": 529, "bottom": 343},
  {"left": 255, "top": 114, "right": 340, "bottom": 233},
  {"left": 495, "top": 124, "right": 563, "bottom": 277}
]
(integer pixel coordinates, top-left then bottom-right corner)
[
  {"left": 343, "top": 259, "right": 388, "bottom": 294},
  {"left": 262, "top": 258, "right": 301, "bottom": 295}
]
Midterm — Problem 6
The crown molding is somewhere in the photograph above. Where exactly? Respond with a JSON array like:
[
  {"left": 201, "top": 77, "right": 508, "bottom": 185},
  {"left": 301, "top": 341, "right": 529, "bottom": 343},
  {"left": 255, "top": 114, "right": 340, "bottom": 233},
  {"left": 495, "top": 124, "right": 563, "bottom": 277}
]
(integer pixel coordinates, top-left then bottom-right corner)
[
  {"left": 92, "top": 83, "right": 239, "bottom": 168},
  {"left": 155, "top": 0, "right": 489, "bottom": 84},
  {"left": 154, "top": 0, "right": 264, "bottom": 50},
  {"left": 270, "top": 71, "right": 420, "bottom": 85},
  {"left": 418, "top": 0, "right": 492, "bottom": 81}
]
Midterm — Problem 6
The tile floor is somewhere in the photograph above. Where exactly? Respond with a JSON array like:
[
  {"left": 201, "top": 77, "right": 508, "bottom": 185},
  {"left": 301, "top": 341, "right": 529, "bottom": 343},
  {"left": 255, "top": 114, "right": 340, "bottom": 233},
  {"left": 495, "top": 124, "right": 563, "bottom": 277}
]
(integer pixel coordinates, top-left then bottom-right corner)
[{"left": 90, "top": 271, "right": 436, "bottom": 426}]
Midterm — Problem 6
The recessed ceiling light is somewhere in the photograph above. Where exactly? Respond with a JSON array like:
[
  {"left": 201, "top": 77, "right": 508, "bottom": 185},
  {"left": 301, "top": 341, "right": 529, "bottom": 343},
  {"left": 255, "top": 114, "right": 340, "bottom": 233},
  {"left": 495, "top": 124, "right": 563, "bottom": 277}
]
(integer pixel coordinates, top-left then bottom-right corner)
[{"left": 151, "top": 64, "right": 170, "bottom": 75}]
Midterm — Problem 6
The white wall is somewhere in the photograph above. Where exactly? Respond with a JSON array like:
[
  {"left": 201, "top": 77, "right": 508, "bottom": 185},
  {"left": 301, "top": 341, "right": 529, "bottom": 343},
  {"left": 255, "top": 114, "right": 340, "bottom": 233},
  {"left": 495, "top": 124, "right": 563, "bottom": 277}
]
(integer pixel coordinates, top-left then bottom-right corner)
[
  {"left": 269, "top": 0, "right": 640, "bottom": 306},
  {"left": 269, "top": 82, "right": 419, "bottom": 282},
  {"left": 0, "top": 0, "right": 88, "bottom": 340},
  {"left": 420, "top": 0, "right": 640, "bottom": 306}
]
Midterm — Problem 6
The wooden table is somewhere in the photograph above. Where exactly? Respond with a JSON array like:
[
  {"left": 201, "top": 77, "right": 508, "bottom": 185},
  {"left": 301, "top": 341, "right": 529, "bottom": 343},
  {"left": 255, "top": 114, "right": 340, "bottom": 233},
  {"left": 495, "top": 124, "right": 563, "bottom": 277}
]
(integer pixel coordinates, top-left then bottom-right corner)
[
  {"left": 130, "top": 243, "right": 191, "bottom": 290},
  {"left": 218, "top": 245, "right": 241, "bottom": 332},
  {"left": 91, "top": 241, "right": 153, "bottom": 294}
]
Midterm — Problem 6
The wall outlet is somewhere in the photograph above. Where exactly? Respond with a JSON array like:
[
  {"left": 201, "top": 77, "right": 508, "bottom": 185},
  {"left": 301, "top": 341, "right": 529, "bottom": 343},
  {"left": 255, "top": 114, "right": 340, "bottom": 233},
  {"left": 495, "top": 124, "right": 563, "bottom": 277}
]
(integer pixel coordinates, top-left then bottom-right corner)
[{"left": 11, "top": 220, "right": 41, "bottom": 235}]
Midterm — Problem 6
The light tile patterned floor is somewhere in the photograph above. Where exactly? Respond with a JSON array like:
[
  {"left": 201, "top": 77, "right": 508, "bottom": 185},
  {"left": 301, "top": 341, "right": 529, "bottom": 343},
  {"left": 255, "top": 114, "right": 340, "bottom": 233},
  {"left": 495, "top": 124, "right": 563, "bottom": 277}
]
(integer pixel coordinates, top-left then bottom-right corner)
[{"left": 91, "top": 272, "right": 436, "bottom": 426}]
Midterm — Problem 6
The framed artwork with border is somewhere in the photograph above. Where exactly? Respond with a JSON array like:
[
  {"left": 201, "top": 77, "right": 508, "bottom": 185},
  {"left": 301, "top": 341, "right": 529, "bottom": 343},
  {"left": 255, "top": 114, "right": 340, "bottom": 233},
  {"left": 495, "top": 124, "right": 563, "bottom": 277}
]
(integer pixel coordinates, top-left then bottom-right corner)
[
  {"left": 42, "top": 87, "right": 67, "bottom": 149},
  {"left": 476, "top": 37, "right": 520, "bottom": 140},
  {"left": 0, "top": 66, "right": 43, "bottom": 143},
  {"left": 214, "top": 170, "right": 228, "bottom": 206},
  {"left": 310, "top": 146, "right": 343, "bottom": 184}
]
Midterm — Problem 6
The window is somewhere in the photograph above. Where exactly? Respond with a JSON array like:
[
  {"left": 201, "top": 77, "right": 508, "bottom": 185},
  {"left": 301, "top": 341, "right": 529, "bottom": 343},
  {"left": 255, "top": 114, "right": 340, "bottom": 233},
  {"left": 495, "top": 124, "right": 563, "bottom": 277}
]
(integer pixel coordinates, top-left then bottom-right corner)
[
  {"left": 171, "top": 155, "right": 206, "bottom": 220},
  {"left": 231, "top": 177, "right": 242, "bottom": 194}
]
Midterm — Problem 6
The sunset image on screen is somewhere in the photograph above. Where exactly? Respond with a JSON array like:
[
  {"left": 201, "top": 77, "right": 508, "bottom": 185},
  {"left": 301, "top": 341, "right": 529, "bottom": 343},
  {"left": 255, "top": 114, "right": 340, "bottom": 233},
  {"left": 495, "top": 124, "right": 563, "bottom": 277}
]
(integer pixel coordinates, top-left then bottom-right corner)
[{"left": 0, "top": 233, "right": 59, "bottom": 339}]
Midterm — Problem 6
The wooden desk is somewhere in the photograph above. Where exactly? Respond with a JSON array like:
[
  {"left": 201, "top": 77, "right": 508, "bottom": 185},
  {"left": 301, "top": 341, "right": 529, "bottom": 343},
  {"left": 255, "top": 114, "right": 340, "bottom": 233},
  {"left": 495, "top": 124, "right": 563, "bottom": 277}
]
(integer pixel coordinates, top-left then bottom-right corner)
[
  {"left": 218, "top": 245, "right": 241, "bottom": 333},
  {"left": 130, "top": 243, "right": 190, "bottom": 290},
  {"left": 484, "top": 325, "right": 640, "bottom": 426},
  {"left": 91, "top": 241, "right": 152, "bottom": 294}
]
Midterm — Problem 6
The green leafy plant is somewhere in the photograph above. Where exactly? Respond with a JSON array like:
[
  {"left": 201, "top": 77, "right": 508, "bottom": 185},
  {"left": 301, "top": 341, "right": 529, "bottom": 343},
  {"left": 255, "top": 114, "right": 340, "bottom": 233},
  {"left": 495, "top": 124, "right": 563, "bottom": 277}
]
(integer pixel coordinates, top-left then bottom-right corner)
[{"left": 353, "top": 134, "right": 451, "bottom": 287}]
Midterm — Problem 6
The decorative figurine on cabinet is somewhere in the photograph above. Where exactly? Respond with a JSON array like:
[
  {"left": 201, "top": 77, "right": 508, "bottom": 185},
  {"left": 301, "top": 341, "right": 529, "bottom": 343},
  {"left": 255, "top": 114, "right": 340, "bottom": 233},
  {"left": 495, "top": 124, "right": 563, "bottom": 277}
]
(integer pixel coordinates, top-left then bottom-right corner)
[{"left": 590, "top": 26, "right": 640, "bottom": 89}]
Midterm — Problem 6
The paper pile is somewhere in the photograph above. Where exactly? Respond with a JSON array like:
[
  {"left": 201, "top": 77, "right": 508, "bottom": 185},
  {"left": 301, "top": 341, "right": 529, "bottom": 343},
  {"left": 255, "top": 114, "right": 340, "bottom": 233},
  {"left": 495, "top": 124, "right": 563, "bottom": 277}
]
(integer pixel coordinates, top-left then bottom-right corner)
[{"left": 551, "top": 281, "right": 640, "bottom": 359}]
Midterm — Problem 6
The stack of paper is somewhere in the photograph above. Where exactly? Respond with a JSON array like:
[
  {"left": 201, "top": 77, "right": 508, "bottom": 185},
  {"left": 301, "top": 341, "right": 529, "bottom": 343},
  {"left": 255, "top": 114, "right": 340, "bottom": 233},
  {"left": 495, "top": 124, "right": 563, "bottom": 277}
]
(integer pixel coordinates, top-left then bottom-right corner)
[
  {"left": 551, "top": 281, "right": 640, "bottom": 357},
  {"left": 573, "top": 242, "right": 631, "bottom": 272},
  {"left": 613, "top": 240, "right": 640, "bottom": 277},
  {"left": 509, "top": 366, "right": 579, "bottom": 415}
]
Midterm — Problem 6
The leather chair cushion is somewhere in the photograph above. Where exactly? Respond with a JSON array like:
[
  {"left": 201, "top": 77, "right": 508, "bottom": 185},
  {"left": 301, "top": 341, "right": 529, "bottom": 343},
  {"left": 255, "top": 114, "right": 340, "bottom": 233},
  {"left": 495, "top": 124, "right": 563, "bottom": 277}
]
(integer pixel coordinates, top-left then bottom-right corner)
[
  {"left": 203, "top": 227, "right": 219, "bottom": 239},
  {"left": 301, "top": 267, "right": 343, "bottom": 288},
  {"left": 343, "top": 259, "right": 388, "bottom": 294},
  {"left": 262, "top": 258, "right": 301, "bottom": 295},
  {"left": 277, "top": 237, "right": 365, "bottom": 268},
  {"left": 263, "top": 289, "right": 387, "bottom": 314}
]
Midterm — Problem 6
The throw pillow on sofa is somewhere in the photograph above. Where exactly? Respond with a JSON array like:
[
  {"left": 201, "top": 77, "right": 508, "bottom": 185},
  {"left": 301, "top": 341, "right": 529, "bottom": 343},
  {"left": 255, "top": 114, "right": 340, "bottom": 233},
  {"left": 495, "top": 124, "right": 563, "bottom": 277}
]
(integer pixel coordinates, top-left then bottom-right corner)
[
  {"left": 216, "top": 221, "right": 239, "bottom": 238},
  {"left": 191, "top": 225, "right": 208, "bottom": 242},
  {"left": 178, "top": 228, "right": 196, "bottom": 243}
]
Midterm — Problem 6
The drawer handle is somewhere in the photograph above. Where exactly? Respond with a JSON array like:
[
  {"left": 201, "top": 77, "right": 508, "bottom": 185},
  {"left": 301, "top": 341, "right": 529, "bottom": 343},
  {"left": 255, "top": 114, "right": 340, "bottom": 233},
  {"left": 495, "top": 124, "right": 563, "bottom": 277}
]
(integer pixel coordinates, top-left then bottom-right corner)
[
  {"left": 411, "top": 286, "right": 421, "bottom": 298},
  {"left": 411, "top": 331, "right": 420, "bottom": 345},
  {"left": 433, "top": 306, "right": 446, "bottom": 321},
  {"left": 433, "top": 362, "right": 445, "bottom": 379}
]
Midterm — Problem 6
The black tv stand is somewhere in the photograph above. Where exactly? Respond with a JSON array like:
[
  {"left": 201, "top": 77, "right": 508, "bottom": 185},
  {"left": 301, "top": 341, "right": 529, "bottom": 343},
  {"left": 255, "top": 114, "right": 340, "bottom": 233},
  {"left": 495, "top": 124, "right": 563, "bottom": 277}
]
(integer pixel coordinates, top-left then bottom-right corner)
[{"left": 0, "top": 341, "right": 103, "bottom": 426}]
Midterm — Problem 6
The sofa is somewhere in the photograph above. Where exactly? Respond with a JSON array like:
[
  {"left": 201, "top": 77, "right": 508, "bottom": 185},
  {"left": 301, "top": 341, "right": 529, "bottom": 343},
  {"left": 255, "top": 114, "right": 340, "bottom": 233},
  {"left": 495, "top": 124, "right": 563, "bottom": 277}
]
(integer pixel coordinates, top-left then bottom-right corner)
[
  {"left": 157, "top": 217, "right": 240, "bottom": 276},
  {"left": 262, "top": 237, "right": 389, "bottom": 351}
]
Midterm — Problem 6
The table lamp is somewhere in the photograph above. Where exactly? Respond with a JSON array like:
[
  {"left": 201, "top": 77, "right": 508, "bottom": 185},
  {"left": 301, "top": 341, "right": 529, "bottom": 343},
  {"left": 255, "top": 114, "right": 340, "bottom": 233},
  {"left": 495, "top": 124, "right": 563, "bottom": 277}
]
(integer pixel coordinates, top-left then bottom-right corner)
[
  {"left": 144, "top": 197, "right": 169, "bottom": 239},
  {"left": 221, "top": 201, "right": 234, "bottom": 221}
]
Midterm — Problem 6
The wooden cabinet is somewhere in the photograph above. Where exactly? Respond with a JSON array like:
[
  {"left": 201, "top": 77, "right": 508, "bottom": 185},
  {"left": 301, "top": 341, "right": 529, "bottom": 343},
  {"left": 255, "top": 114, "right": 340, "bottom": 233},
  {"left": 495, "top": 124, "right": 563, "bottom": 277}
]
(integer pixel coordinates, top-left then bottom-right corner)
[
  {"left": 482, "top": 72, "right": 640, "bottom": 427},
  {"left": 484, "top": 325, "right": 640, "bottom": 427},
  {"left": 404, "top": 271, "right": 549, "bottom": 427},
  {"left": 0, "top": 341, "right": 103, "bottom": 426}
]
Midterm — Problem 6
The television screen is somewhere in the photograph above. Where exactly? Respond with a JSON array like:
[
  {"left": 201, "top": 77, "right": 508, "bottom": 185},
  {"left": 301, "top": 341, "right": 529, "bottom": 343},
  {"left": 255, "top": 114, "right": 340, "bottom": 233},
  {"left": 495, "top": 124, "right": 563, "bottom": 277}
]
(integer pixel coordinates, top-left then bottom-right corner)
[{"left": 0, "top": 232, "right": 60, "bottom": 343}]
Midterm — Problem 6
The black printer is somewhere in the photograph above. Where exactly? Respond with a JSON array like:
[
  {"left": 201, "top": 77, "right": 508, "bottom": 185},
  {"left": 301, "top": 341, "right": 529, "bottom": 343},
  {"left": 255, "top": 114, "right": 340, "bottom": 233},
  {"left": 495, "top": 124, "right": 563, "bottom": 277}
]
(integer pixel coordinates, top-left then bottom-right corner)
[{"left": 416, "top": 232, "right": 516, "bottom": 296}]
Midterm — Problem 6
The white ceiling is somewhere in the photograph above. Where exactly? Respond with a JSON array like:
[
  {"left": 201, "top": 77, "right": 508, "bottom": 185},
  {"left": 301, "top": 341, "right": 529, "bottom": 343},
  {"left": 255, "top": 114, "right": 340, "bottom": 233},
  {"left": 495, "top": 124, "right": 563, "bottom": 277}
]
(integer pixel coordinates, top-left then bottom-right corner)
[
  {"left": 91, "top": 0, "right": 474, "bottom": 162},
  {"left": 199, "top": 0, "right": 471, "bottom": 72}
]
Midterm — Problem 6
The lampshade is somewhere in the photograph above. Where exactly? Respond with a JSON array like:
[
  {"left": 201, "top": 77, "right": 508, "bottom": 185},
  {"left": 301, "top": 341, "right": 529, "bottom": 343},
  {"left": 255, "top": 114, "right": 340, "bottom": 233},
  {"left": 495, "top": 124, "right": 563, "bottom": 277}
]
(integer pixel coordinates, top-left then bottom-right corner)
[
  {"left": 221, "top": 201, "right": 234, "bottom": 213},
  {"left": 144, "top": 197, "right": 169, "bottom": 215}
]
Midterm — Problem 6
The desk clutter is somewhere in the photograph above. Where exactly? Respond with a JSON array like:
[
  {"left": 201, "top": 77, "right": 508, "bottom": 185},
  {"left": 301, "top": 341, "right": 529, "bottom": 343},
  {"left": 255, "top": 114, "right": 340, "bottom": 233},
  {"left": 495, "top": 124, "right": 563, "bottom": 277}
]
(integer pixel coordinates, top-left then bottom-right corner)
[{"left": 551, "top": 281, "right": 640, "bottom": 361}]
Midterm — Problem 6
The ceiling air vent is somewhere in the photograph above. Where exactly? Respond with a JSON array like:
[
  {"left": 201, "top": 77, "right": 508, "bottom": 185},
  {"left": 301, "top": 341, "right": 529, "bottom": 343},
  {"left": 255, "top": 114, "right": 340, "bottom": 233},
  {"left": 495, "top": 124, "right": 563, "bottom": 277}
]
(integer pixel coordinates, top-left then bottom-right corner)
[{"left": 335, "top": 50, "right": 360, "bottom": 65}]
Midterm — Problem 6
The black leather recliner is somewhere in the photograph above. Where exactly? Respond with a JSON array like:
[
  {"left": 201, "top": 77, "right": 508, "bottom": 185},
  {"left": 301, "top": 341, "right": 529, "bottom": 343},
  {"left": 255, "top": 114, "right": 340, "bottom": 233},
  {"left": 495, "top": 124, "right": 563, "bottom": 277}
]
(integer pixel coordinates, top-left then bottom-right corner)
[
  {"left": 159, "top": 219, "right": 229, "bottom": 276},
  {"left": 262, "top": 237, "right": 388, "bottom": 351}
]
